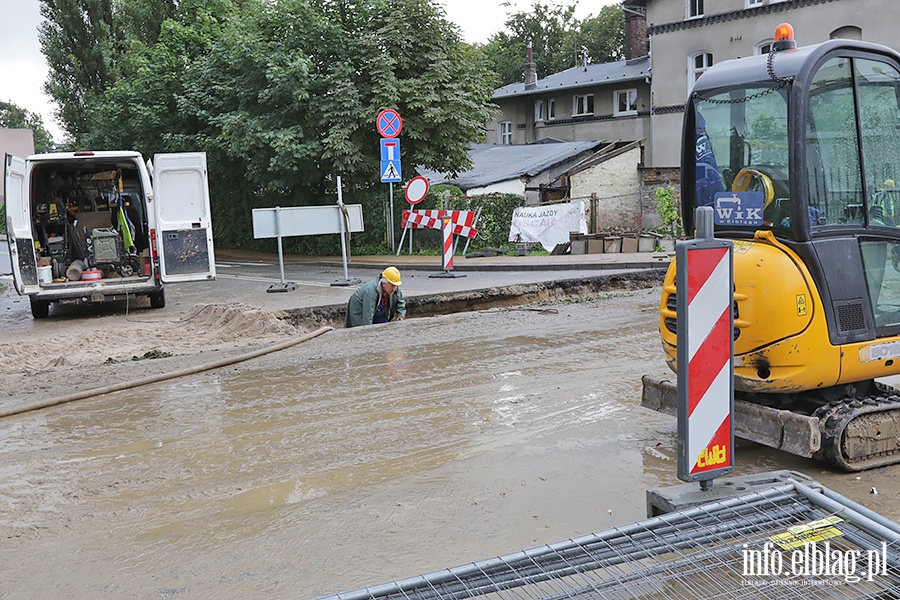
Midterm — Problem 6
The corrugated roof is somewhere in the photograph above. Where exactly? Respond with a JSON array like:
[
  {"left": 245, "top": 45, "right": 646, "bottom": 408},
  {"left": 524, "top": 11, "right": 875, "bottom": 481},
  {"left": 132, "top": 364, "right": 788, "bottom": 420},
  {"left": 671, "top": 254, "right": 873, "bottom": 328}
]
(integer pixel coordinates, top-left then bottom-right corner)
[
  {"left": 418, "top": 141, "right": 603, "bottom": 190},
  {"left": 493, "top": 56, "right": 650, "bottom": 100}
]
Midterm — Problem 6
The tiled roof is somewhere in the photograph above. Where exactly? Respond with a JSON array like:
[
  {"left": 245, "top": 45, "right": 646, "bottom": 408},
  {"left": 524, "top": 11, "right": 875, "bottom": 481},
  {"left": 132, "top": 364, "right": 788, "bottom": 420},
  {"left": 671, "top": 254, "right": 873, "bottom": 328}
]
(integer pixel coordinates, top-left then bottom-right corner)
[
  {"left": 418, "top": 141, "right": 603, "bottom": 190},
  {"left": 493, "top": 56, "right": 650, "bottom": 100}
]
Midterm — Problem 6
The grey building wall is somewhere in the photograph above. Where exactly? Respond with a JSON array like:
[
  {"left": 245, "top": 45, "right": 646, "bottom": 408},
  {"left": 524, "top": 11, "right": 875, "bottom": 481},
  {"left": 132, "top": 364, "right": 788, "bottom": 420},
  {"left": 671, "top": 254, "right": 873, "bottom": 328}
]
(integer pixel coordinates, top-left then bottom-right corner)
[
  {"left": 0, "top": 129, "right": 36, "bottom": 162},
  {"left": 637, "top": 0, "right": 897, "bottom": 167},
  {"left": 487, "top": 60, "right": 651, "bottom": 147}
]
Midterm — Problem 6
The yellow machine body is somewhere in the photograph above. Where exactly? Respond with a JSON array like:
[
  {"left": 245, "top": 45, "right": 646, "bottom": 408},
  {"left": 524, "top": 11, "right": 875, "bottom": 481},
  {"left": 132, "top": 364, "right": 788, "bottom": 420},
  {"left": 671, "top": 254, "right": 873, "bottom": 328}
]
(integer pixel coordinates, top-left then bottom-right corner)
[{"left": 659, "top": 230, "right": 900, "bottom": 394}]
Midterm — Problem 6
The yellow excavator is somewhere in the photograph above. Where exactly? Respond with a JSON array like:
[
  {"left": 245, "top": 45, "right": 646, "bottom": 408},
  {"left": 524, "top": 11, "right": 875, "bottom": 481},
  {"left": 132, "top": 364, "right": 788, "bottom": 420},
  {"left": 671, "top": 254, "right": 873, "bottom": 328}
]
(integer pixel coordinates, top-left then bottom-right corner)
[{"left": 641, "top": 24, "right": 900, "bottom": 471}]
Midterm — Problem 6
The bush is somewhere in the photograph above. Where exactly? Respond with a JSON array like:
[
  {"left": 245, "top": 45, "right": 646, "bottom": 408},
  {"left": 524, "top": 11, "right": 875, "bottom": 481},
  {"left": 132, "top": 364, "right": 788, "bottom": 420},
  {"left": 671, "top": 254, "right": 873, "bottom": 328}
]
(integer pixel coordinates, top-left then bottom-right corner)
[
  {"left": 654, "top": 186, "right": 683, "bottom": 239},
  {"left": 448, "top": 192, "right": 523, "bottom": 250}
]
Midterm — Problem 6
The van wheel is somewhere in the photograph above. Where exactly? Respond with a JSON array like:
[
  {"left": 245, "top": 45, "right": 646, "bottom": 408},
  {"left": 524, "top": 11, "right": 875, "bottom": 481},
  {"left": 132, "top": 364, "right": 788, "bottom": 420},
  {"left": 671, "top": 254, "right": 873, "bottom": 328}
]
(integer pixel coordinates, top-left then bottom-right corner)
[
  {"left": 30, "top": 298, "right": 50, "bottom": 319},
  {"left": 149, "top": 289, "right": 166, "bottom": 309}
]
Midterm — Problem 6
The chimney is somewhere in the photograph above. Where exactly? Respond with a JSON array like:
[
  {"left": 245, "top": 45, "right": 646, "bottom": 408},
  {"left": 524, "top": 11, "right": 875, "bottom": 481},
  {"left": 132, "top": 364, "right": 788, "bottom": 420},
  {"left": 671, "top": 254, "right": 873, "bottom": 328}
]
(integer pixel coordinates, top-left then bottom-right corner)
[
  {"left": 524, "top": 41, "right": 537, "bottom": 89},
  {"left": 624, "top": 6, "right": 648, "bottom": 60}
]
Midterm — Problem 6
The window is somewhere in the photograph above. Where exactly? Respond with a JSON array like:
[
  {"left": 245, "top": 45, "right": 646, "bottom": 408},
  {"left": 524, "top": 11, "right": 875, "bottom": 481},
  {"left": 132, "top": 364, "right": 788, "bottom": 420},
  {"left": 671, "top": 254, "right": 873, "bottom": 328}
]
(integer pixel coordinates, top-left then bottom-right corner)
[
  {"left": 746, "top": 0, "right": 763, "bottom": 7},
  {"left": 499, "top": 121, "right": 512, "bottom": 145},
  {"left": 756, "top": 40, "right": 774, "bottom": 55},
  {"left": 687, "top": 0, "right": 704, "bottom": 19},
  {"left": 806, "top": 56, "right": 900, "bottom": 233},
  {"left": 691, "top": 82, "right": 789, "bottom": 220},
  {"left": 573, "top": 94, "right": 594, "bottom": 117},
  {"left": 690, "top": 52, "right": 713, "bottom": 88},
  {"left": 615, "top": 89, "right": 638, "bottom": 116},
  {"left": 548, "top": 99, "right": 556, "bottom": 120},
  {"left": 535, "top": 101, "right": 545, "bottom": 122}
]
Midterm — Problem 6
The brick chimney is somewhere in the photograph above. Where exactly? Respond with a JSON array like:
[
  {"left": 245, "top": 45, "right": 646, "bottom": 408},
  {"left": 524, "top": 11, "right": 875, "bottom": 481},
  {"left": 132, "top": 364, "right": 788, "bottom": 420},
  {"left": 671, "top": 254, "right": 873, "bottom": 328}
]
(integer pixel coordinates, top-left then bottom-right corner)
[
  {"left": 624, "top": 6, "right": 648, "bottom": 60},
  {"left": 524, "top": 42, "right": 537, "bottom": 89}
]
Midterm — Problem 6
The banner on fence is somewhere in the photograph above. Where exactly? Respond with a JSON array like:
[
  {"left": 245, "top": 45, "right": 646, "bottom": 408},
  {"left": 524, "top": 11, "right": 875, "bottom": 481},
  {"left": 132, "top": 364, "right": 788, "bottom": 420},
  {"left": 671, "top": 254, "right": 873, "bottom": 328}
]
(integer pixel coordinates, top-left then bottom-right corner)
[{"left": 508, "top": 202, "right": 587, "bottom": 251}]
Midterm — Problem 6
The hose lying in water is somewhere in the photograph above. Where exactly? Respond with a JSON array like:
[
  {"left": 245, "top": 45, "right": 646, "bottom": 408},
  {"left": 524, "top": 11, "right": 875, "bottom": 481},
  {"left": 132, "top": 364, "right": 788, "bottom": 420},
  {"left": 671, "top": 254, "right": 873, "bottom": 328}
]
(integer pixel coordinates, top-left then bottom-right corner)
[{"left": 0, "top": 326, "right": 333, "bottom": 419}]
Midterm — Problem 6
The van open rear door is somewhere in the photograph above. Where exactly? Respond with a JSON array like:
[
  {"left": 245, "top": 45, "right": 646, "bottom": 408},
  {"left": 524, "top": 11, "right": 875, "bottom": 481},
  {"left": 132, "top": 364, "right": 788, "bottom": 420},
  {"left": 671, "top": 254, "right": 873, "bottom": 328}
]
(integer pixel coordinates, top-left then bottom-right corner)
[
  {"left": 152, "top": 152, "right": 216, "bottom": 283},
  {"left": 4, "top": 154, "right": 38, "bottom": 294}
]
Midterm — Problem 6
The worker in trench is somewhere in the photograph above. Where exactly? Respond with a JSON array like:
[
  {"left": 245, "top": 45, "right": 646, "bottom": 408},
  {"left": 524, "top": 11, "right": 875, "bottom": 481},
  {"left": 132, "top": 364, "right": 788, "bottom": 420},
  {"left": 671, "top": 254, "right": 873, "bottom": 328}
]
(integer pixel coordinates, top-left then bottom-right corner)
[{"left": 345, "top": 266, "right": 407, "bottom": 327}]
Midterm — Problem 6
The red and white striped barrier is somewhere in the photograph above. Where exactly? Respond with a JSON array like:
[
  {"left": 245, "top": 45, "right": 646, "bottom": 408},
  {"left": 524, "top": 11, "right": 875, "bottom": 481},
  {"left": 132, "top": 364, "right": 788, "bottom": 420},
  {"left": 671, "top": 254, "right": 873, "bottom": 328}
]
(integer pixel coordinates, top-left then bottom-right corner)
[
  {"left": 401, "top": 209, "right": 478, "bottom": 239},
  {"left": 441, "top": 217, "right": 454, "bottom": 271},
  {"left": 676, "top": 226, "right": 734, "bottom": 488}
]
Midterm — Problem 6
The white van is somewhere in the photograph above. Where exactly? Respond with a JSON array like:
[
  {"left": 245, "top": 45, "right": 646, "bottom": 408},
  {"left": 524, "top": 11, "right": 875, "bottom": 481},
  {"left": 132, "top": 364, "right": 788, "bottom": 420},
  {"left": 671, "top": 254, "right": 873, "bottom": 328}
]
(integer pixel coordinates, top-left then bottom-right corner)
[{"left": 4, "top": 151, "right": 215, "bottom": 318}]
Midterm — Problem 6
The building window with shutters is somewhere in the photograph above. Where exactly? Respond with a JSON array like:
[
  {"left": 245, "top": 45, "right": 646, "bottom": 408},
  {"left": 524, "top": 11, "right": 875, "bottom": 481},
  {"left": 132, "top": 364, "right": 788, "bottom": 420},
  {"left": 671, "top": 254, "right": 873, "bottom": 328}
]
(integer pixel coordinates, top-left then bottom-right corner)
[{"left": 573, "top": 94, "right": 594, "bottom": 117}]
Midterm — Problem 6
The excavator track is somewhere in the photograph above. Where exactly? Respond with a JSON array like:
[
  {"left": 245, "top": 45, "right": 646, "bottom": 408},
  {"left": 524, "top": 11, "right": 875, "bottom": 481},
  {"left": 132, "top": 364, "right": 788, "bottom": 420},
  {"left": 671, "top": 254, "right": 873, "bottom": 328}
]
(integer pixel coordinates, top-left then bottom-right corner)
[
  {"left": 641, "top": 376, "right": 900, "bottom": 471},
  {"left": 814, "top": 383, "right": 900, "bottom": 471}
]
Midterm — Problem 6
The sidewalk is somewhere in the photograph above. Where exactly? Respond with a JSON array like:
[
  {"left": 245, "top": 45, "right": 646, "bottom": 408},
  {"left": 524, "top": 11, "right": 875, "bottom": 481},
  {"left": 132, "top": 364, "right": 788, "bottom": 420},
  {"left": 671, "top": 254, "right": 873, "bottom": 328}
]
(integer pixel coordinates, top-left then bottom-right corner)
[{"left": 214, "top": 248, "right": 673, "bottom": 273}]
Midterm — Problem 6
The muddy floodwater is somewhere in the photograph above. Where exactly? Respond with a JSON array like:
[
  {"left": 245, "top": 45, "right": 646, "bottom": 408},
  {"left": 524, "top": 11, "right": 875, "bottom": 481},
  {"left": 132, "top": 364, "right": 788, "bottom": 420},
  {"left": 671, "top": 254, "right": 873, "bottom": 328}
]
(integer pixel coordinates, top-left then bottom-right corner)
[{"left": 2, "top": 288, "right": 900, "bottom": 599}]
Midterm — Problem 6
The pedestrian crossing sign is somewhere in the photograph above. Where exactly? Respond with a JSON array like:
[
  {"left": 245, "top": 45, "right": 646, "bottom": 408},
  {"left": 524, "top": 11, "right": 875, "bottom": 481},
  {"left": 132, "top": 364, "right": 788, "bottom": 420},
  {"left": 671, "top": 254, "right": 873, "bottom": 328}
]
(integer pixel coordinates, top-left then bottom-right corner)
[{"left": 381, "top": 160, "right": 402, "bottom": 182}]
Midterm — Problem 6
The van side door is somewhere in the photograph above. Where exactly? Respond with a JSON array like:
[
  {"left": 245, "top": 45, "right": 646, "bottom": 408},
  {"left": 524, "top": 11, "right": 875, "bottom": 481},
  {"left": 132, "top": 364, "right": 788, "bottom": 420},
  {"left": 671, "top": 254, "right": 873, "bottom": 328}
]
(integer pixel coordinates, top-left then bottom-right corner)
[
  {"left": 3, "top": 154, "right": 38, "bottom": 294},
  {"left": 151, "top": 152, "right": 216, "bottom": 283}
]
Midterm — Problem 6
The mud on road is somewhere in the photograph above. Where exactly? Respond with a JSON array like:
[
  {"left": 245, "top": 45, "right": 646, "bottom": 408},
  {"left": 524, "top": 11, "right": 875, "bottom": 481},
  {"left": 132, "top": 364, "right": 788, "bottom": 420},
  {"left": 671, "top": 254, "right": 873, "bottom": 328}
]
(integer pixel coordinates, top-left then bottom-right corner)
[{"left": 1, "top": 281, "right": 900, "bottom": 599}]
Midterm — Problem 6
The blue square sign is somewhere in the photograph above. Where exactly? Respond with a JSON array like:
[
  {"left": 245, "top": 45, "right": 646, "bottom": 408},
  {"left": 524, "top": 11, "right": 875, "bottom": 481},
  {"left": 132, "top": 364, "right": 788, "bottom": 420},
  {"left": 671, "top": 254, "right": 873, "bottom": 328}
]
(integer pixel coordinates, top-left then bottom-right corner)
[{"left": 713, "top": 191, "right": 765, "bottom": 226}]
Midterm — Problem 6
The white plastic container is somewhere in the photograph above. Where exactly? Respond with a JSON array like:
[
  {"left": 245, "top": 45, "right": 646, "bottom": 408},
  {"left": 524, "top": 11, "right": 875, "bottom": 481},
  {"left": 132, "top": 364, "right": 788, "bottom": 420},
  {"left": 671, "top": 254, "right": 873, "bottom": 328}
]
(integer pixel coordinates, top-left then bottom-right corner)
[{"left": 37, "top": 265, "right": 53, "bottom": 284}]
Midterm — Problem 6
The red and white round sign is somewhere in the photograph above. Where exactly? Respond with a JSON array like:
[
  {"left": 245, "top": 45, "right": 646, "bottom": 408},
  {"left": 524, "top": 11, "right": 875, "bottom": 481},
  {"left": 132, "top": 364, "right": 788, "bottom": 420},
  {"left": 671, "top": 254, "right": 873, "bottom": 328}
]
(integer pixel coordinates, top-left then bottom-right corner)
[{"left": 405, "top": 176, "right": 429, "bottom": 205}]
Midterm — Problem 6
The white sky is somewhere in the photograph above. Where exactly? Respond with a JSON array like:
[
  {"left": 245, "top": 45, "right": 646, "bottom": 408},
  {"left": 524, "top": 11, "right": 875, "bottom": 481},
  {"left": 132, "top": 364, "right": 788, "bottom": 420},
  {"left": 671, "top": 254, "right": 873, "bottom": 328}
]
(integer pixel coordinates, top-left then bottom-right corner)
[{"left": 1, "top": 0, "right": 620, "bottom": 143}]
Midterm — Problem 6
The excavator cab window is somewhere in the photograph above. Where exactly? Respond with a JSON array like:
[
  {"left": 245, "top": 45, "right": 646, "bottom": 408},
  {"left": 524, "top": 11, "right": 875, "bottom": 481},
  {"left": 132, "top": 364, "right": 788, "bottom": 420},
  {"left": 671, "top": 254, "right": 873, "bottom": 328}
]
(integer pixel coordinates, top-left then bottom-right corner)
[
  {"left": 806, "top": 57, "right": 900, "bottom": 231},
  {"left": 692, "top": 86, "right": 790, "bottom": 232}
]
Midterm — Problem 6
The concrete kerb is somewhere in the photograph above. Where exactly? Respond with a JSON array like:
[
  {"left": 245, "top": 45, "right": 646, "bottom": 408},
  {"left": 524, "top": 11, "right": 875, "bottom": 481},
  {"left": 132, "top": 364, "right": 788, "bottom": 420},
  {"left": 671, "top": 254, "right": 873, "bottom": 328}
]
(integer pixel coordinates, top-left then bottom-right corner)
[{"left": 279, "top": 269, "right": 667, "bottom": 330}]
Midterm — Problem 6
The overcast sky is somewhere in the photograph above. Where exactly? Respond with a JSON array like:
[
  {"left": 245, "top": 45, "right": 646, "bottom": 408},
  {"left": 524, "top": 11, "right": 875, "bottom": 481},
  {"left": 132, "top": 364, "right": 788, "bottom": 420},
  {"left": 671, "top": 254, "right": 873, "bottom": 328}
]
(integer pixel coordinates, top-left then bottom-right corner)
[{"left": 1, "top": 0, "right": 617, "bottom": 143}]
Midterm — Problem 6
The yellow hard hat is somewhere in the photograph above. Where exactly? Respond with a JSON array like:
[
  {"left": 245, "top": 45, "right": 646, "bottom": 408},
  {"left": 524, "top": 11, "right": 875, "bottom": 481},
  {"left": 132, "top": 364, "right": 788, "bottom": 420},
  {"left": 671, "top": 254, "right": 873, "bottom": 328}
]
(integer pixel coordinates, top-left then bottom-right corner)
[
  {"left": 885, "top": 179, "right": 895, "bottom": 188},
  {"left": 382, "top": 266, "right": 402, "bottom": 286}
]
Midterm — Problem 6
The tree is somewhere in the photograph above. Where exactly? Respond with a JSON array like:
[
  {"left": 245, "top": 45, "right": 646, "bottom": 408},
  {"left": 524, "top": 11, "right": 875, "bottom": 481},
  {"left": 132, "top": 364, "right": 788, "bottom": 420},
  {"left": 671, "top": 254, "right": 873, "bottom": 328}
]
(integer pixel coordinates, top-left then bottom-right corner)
[
  {"left": 0, "top": 101, "right": 55, "bottom": 153},
  {"left": 38, "top": 0, "right": 179, "bottom": 144},
  {"left": 480, "top": 1, "right": 625, "bottom": 86},
  {"left": 580, "top": 4, "right": 625, "bottom": 65},
  {"left": 76, "top": 0, "right": 498, "bottom": 249}
]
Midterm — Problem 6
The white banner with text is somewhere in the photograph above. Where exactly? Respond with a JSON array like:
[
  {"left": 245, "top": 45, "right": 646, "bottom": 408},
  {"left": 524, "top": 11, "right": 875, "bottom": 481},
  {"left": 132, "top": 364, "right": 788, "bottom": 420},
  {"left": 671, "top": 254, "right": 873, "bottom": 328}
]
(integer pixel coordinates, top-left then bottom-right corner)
[{"left": 508, "top": 202, "right": 587, "bottom": 251}]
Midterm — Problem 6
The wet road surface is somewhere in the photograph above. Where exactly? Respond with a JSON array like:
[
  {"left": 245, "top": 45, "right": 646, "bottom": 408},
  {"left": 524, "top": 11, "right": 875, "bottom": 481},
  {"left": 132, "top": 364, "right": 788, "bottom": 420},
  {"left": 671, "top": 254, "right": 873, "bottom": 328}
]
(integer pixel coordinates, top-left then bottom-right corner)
[{"left": 2, "top": 288, "right": 899, "bottom": 599}]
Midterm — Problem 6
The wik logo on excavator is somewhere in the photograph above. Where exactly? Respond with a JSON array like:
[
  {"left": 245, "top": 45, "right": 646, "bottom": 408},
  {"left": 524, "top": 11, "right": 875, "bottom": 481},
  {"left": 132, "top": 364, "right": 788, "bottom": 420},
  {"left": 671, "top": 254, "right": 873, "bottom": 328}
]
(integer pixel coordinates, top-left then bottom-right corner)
[{"left": 713, "top": 191, "right": 764, "bottom": 226}]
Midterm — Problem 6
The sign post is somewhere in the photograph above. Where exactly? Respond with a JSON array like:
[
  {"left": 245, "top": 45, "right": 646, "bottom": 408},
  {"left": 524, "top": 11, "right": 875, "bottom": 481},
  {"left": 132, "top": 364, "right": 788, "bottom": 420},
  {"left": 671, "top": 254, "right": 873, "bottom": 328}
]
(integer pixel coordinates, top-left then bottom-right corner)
[
  {"left": 676, "top": 206, "right": 734, "bottom": 490},
  {"left": 429, "top": 216, "right": 466, "bottom": 279},
  {"left": 252, "top": 195, "right": 364, "bottom": 292},
  {"left": 377, "top": 109, "right": 403, "bottom": 252},
  {"left": 332, "top": 176, "right": 362, "bottom": 287},
  {"left": 397, "top": 176, "right": 429, "bottom": 256}
]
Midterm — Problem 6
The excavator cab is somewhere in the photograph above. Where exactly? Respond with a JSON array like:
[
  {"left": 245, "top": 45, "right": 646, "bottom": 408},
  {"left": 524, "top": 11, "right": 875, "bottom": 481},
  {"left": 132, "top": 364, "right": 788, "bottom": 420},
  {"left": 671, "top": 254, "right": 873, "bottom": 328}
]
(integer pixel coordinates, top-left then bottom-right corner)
[{"left": 647, "top": 24, "right": 900, "bottom": 470}]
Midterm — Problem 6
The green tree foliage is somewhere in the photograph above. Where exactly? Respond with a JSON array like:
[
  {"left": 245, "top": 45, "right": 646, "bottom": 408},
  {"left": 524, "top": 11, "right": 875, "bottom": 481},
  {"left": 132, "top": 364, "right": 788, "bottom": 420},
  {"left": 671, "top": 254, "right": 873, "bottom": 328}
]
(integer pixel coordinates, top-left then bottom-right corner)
[
  {"left": 481, "top": 1, "right": 625, "bottom": 86},
  {"left": 52, "top": 0, "right": 496, "bottom": 251},
  {"left": 580, "top": 5, "right": 626, "bottom": 66},
  {"left": 38, "top": 0, "right": 179, "bottom": 143},
  {"left": 0, "top": 101, "right": 55, "bottom": 153}
]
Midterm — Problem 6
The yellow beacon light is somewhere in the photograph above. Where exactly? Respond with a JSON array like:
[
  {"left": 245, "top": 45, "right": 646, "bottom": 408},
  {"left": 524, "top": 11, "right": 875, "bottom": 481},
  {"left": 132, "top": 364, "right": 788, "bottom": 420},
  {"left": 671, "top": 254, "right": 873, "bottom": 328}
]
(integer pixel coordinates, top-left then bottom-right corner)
[{"left": 773, "top": 23, "right": 797, "bottom": 51}]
